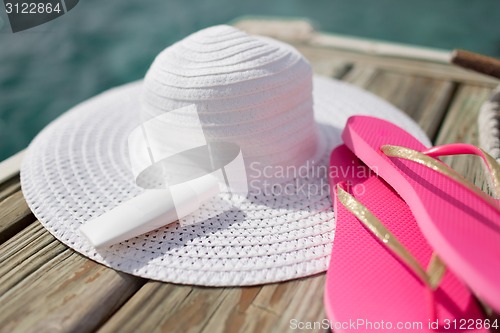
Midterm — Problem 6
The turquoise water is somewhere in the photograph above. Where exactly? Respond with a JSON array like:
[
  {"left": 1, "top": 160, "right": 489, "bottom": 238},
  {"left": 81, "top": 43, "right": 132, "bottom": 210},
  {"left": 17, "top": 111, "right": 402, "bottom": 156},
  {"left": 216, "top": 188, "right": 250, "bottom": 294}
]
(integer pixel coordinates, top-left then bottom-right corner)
[{"left": 1, "top": 0, "right": 499, "bottom": 161}]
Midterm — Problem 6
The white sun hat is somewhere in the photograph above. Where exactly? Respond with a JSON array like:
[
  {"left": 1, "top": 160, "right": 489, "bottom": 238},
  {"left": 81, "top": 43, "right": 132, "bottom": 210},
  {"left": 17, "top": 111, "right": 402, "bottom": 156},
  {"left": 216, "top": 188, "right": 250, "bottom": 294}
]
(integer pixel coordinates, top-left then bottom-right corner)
[{"left": 20, "top": 25, "right": 429, "bottom": 286}]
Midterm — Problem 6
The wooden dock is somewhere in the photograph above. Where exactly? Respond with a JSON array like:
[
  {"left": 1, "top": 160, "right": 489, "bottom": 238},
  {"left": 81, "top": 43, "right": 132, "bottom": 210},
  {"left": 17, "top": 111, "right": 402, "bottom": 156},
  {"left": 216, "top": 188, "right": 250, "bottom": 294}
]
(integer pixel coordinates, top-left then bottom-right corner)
[{"left": 0, "top": 18, "right": 498, "bottom": 333}]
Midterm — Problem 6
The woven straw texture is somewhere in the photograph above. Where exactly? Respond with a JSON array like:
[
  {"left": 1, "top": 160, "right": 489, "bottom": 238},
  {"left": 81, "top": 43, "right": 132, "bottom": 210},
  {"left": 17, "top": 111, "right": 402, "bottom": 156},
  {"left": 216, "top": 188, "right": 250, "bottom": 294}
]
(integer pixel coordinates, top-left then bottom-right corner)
[{"left": 20, "top": 26, "right": 429, "bottom": 286}]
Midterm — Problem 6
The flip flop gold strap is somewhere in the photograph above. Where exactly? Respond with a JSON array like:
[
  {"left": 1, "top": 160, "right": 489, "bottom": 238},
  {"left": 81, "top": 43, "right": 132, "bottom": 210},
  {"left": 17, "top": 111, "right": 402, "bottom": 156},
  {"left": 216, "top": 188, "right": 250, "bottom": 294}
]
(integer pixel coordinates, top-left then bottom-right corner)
[
  {"left": 337, "top": 185, "right": 446, "bottom": 290},
  {"left": 381, "top": 145, "right": 500, "bottom": 211}
]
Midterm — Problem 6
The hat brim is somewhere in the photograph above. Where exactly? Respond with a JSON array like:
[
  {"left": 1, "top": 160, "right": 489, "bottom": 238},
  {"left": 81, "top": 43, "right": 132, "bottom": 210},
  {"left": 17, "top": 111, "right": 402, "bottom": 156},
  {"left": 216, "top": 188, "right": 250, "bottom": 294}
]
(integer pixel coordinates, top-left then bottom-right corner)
[{"left": 21, "top": 76, "right": 430, "bottom": 286}]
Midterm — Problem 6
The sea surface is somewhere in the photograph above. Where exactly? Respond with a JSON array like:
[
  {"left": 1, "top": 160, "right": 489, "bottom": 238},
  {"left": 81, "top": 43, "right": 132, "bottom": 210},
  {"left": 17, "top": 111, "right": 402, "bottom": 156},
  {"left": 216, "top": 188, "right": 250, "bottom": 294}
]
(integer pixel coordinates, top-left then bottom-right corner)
[{"left": 1, "top": 0, "right": 499, "bottom": 161}]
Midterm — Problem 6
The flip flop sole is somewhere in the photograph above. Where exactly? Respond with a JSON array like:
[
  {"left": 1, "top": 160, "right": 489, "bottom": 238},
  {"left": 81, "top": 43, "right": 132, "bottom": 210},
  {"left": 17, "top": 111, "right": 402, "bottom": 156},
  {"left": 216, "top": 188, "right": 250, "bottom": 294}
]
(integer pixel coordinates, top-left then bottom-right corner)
[
  {"left": 342, "top": 116, "right": 500, "bottom": 312},
  {"left": 325, "top": 145, "right": 486, "bottom": 332}
]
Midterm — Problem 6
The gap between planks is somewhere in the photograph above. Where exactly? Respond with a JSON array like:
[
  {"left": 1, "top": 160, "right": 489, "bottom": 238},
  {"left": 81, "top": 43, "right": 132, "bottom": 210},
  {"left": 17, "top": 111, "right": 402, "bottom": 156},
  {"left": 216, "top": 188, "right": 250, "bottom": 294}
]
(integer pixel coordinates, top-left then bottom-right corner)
[
  {"left": 0, "top": 235, "right": 146, "bottom": 333},
  {"left": 0, "top": 189, "right": 36, "bottom": 244},
  {"left": 0, "top": 175, "right": 22, "bottom": 202}
]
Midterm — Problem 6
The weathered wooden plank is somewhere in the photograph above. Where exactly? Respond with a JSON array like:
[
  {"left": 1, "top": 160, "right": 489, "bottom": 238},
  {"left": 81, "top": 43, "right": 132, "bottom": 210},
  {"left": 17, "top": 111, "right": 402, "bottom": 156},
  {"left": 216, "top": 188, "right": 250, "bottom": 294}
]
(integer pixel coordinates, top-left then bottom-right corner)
[
  {"left": 199, "top": 286, "right": 264, "bottom": 333},
  {"left": 236, "top": 303, "right": 280, "bottom": 333},
  {"left": 310, "top": 59, "right": 352, "bottom": 79},
  {"left": 342, "top": 65, "right": 379, "bottom": 88},
  {"left": 344, "top": 66, "right": 456, "bottom": 141},
  {"left": 436, "top": 85, "right": 492, "bottom": 145},
  {"left": 311, "top": 33, "right": 451, "bottom": 63},
  {"left": 0, "top": 222, "right": 66, "bottom": 296},
  {"left": 198, "top": 275, "right": 327, "bottom": 333},
  {"left": 364, "top": 70, "right": 456, "bottom": 141},
  {"left": 198, "top": 290, "right": 274, "bottom": 333},
  {"left": 258, "top": 275, "right": 328, "bottom": 332},
  {"left": 0, "top": 190, "right": 35, "bottom": 244},
  {"left": 0, "top": 250, "right": 145, "bottom": 333},
  {"left": 98, "top": 276, "right": 326, "bottom": 333},
  {"left": 0, "top": 175, "right": 21, "bottom": 202},
  {"left": 296, "top": 45, "right": 498, "bottom": 86},
  {"left": 203, "top": 295, "right": 279, "bottom": 333},
  {"left": 252, "top": 279, "right": 308, "bottom": 315},
  {"left": 97, "top": 282, "right": 192, "bottom": 333},
  {"left": 98, "top": 283, "right": 233, "bottom": 333}
]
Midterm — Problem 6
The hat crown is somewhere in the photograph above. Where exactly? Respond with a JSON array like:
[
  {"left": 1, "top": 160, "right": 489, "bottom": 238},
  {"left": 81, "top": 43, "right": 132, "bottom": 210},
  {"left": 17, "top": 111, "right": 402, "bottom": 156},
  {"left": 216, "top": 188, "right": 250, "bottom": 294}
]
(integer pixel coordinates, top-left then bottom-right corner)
[{"left": 141, "top": 25, "right": 318, "bottom": 178}]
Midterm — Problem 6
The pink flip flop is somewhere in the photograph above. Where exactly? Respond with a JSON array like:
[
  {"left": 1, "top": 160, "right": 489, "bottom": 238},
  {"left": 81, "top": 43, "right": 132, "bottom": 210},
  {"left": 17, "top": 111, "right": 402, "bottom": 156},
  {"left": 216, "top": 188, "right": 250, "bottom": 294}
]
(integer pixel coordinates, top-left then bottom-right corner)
[
  {"left": 325, "top": 145, "right": 487, "bottom": 332},
  {"left": 342, "top": 116, "right": 500, "bottom": 313}
]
